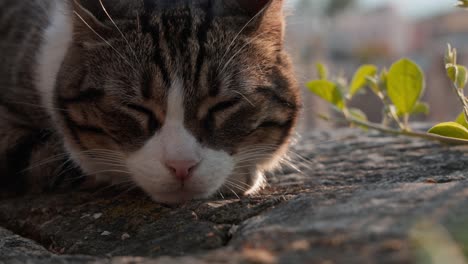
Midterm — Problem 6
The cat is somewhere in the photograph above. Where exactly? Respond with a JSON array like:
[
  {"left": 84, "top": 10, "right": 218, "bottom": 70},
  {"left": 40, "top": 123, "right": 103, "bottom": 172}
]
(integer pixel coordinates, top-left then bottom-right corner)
[{"left": 0, "top": 0, "right": 300, "bottom": 203}]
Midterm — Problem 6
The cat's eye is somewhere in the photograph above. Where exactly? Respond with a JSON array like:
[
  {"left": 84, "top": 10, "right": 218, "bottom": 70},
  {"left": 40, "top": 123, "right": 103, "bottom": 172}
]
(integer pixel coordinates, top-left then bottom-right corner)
[
  {"left": 203, "top": 98, "right": 241, "bottom": 130},
  {"left": 255, "top": 119, "right": 293, "bottom": 132},
  {"left": 126, "top": 104, "right": 161, "bottom": 133},
  {"left": 207, "top": 97, "right": 241, "bottom": 115}
]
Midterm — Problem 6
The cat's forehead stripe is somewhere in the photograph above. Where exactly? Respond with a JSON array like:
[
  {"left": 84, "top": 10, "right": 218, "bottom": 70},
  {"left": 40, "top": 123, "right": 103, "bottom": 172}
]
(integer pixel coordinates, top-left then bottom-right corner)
[
  {"left": 137, "top": 1, "right": 219, "bottom": 97},
  {"left": 139, "top": 9, "right": 171, "bottom": 95},
  {"left": 194, "top": 1, "right": 215, "bottom": 88}
]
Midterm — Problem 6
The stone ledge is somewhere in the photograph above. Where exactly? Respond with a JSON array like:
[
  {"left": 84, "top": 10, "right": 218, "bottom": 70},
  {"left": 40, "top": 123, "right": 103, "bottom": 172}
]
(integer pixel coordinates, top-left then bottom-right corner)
[{"left": 1, "top": 129, "right": 468, "bottom": 264}]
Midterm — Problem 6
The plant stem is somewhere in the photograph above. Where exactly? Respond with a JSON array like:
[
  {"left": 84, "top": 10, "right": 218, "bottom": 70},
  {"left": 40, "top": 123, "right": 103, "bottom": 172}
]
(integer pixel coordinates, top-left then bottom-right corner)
[
  {"left": 375, "top": 91, "right": 406, "bottom": 130},
  {"left": 347, "top": 117, "right": 468, "bottom": 145},
  {"left": 403, "top": 114, "right": 410, "bottom": 131},
  {"left": 455, "top": 87, "right": 468, "bottom": 119}
]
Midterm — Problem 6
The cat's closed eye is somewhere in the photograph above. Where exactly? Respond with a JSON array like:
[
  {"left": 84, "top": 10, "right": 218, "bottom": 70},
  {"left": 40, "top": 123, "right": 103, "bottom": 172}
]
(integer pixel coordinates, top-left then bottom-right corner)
[
  {"left": 207, "top": 97, "right": 242, "bottom": 115},
  {"left": 126, "top": 104, "right": 161, "bottom": 134}
]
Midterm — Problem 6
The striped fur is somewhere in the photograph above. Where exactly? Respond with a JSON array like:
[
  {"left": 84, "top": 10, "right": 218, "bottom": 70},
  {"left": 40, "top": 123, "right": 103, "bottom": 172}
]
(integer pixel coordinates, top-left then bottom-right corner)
[{"left": 0, "top": 0, "right": 300, "bottom": 203}]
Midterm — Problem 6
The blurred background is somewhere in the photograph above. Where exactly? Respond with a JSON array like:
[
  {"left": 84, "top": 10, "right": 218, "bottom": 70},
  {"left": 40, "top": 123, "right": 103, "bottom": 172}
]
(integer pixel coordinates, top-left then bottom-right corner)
[{"left": 285, "top": 0, "right": 468, "bottom": 131}]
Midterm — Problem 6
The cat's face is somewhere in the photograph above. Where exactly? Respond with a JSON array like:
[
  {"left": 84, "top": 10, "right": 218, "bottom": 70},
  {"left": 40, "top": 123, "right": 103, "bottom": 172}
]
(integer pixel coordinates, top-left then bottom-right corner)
[{"left": 53, "top": 0, "right": 299, "bottom": 203}]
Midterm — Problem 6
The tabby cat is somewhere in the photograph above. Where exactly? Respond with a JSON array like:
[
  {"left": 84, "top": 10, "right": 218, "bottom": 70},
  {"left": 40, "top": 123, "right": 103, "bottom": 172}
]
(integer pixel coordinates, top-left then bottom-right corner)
[{"left": 0, "top": 0, "right": 300, "bottom": 203}]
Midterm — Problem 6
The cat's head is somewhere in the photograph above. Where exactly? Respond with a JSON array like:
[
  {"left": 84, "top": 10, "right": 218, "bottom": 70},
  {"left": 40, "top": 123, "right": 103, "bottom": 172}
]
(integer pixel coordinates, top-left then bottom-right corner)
[{"left": 52, "top": 0, "right": 300, "bottom": 203}]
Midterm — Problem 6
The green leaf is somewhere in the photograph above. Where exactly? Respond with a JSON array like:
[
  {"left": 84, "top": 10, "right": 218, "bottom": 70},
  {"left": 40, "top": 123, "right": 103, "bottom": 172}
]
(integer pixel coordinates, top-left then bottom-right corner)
[
  {"left": 306, "top": 80, "right": 344, "bottom": 110},
  {"left": 349, "top": 65, "right": 378, "bottom": 97},
  {"left": 455, "top": 112, "right": 468, "bottom": 129},
  {"left": 445, "top": 44, "right": 457, "bottom": 65},
  {"left": 397, "top": 102, "right": 429, "bottom": 117},
  {"left": 412, "top": 102, "right": 430, "bottom": 115},
  {"left": 446, "top": 64, "right": 468, "bottom": 89},
  {"left": 428, "top": 122, "right": 468, "bottom": 140},
  {"left": 316, "top": 62, "right": 328, "bottom": 80},
  {"left": 446, "top": 64, "right": 458, "bottom": 83},
  {"left": 456, "top": 65, "right": 468, "bottom": 89},
  {"left": 387, "top": 58, "right": 425, "bottom": 114}
]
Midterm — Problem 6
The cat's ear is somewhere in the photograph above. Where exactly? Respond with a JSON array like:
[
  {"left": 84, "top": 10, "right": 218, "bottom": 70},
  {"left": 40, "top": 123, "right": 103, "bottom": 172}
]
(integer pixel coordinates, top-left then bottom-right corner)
[
  {"left": 71, "top": 0, "right": 113, "bottom": 45},
  {"left": 236, "top": 0, "right": 277, "bottom": 16},
  {"left": 236, "top": 0, "right": 285, "bottom": 41}
]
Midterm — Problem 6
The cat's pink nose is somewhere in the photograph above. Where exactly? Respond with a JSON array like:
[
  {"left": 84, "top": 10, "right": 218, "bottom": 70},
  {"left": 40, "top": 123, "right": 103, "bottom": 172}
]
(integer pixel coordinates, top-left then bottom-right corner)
[{"left": 165, "top": 160, "right": 199, "bottom": 181}]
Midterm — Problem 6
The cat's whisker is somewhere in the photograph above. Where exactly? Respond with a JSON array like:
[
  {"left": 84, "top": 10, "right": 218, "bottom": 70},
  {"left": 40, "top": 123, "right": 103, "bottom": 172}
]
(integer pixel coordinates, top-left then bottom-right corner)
[
  {"left": 81, "top": 169, "right": 132, "bottom": 177},
  {"left": 84, "top": 153, "right": 124, "bottom": 159},
  {"left": 223, "top": 184, "right": 241, "bottom": 199},
  {"left": 98, "top": 0, "right": 140, "bottom": 66},
  {"left": 235, "top": 153, "right": 312, "bottom": 174},
  {"left": 234, "top": 152, "right": 275, "bottom": 160},
  {"left": 234, "top": 145, "right": 315, "bottom": 170},
  {"left": 234, "top": 160, "right": 267, "bottom": 167},
  {"left": 89, "top": 162, "right": 128, "bottom": 169},
  {"left": 81, "top": 148, "right": 126, "bottom": 155},
  {"left": 234, "top": 155, "right": 271, "bottom": 163},
  {"left": 230, "top": 170, "right": 254, "bottom": 175},
  {"left": 81, "top": 156, "right": 126, "bottom": 164},
  {"left": 237, "top": 152, "right": 276, "bottom": 159},
  {"left": 23, "top": 152, "right": 70, "bottom": 172},
  {"left": 232, "top": 165, "right": 262, "bottom": 170},
  {"left": 61, "top": 169, "right": 132, "bottom": 185},
  {"left": 226, "top": 178, "right": 249, "bottom": 188},
  {"left": 235, "top": 149, "right": 273, "bottom": 156},
  {"left": 81, "top": 153, "right": 124, "bottom": 159},
  {"left": 235, "top": 148, "right": 276, "bottom": 155},
  {"left": 235, "top": 150, "right": 271, "bottom": 156},
  {"left": 84, "top": 159, "right": 126, "bottom": 165},
  {"left": 91, "top": 157, "right": 125, "bottom": 165},
  {"left": 225, "top": 182, "right": 248, "bottom": 193},
  {"left": 225, "top": 179, "right": 251, "bottom": 190},
  {"left": 73, "top": 11, "right": 138, "bottom": 75},
  {"left": 232, "top": 90, "right": 254, "bottom": 107},
  {"left": 56, "top": 156, "right": 79, "bottom": 172},
  {"left": 218, "top": 4, "right": 269, "bottom": 70},
  {"left": 74, "top": 150, "right": 127, "bottom": 167},
  {"left": 235, "top": 145, "right": 280, "bottom": 153},
  {"left": 233, "top": 160, "right": 268, "bottom": 167},
  {"left": 227, "top": 177, "right": 252, "bottom": 186},
  {"left": 82, "top": 151, "right": 125, "bottom": 158},
  {"left": 80, "top": 149, "right": 126, "bottom": 161},
  {"left": 223, "top": 64, "right": 260, "bottom": 85},
  {"left": 218, "top": 31, "right": 269, "bottom": 76},
  {"left": 285, "top": 154, "right": 315, "bottom": 170},
  {"left": 50, "top": 160, "right": 81, "bottom": 185},
  {"left": 8, "top": 101, "right": 70, "bottom": 113}
]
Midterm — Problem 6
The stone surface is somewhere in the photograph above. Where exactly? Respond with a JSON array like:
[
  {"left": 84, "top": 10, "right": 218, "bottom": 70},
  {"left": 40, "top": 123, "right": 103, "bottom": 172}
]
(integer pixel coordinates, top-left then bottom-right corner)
[{"left": 1, "top": 129, "right": 468, "bottom": 264}]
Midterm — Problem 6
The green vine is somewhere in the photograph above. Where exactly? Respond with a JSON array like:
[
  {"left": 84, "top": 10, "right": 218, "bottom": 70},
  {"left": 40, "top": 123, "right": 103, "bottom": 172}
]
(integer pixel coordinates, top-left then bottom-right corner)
[{"left": 307, "top": 44, "right": 468, "bottom": 145}]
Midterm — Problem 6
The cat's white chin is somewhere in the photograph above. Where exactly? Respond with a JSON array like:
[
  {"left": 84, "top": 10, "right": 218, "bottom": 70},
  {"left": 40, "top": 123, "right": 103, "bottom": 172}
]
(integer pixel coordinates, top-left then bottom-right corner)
[
  {"left": 129, "top": 167, "right": 229, "bottom": 204},
  {"left": 126, "top": 144, "right": 235, "bottom": 204}
]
